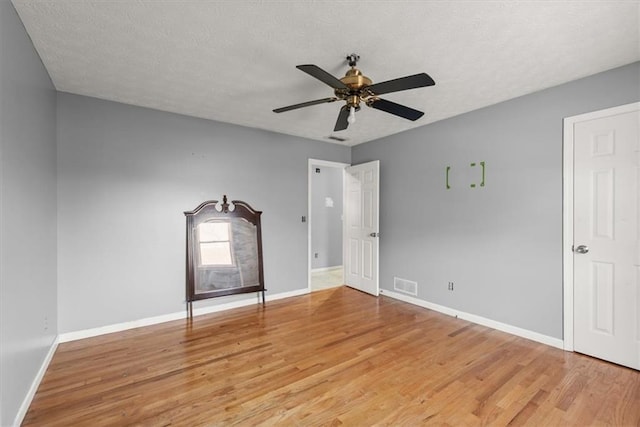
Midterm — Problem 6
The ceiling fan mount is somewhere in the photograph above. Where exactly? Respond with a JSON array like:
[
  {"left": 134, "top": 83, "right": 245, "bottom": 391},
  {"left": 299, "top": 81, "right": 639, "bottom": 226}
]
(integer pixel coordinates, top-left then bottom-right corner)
[{"left": 274, "top": 53, "right": 435, "bottom": 132}]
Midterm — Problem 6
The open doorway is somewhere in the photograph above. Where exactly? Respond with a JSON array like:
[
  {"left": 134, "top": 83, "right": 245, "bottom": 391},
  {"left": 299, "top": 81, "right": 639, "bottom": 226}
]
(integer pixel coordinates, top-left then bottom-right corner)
[{"left": 308, "top": 159, "right": 348, "bottom": 292}]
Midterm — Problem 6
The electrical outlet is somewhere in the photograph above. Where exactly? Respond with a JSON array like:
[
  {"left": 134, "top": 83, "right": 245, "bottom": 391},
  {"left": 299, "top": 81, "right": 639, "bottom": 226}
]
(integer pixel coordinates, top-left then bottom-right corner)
[
  {"left": 447, "top": 282, "right": 454, "bottom": 291},
  {"left": 314, "top": 253, "right": 318, "bottom": 258}
]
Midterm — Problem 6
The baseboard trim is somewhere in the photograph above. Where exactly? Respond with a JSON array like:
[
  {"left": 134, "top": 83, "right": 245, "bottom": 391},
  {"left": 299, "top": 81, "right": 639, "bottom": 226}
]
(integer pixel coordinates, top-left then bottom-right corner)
[
  {"left": 59, "top": 288, "right": 310, "bottom": 343},
  {"left": 15, "top": 336, "right": 59, "bottom": 426},
  {"left": 311, "top": 265, "right": 343, "bottom": 273},
  {"left": 379, "top": 289, "right": 564, "bottom": 350}
]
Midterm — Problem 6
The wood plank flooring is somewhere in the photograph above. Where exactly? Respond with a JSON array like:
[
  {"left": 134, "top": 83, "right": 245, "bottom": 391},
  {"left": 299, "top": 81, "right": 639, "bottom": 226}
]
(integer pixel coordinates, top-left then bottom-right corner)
[{"left": 24, "top": 287, "right": 639, "bottom": 426}]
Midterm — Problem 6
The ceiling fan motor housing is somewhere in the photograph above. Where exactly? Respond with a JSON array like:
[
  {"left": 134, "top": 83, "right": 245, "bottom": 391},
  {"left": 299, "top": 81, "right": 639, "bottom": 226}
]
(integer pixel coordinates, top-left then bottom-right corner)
[
  {"left": 340, "top": 68, "right": 372, "bottom": 90},
  {"left": 336, "top": 67, "right": 372, "bottom": 109}
]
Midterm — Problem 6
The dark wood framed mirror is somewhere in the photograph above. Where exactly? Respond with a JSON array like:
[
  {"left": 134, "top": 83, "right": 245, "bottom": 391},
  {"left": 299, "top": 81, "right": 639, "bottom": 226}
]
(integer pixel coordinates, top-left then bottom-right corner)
[{"left": 184, "top": 196, "right": 265, "bottom": 318}]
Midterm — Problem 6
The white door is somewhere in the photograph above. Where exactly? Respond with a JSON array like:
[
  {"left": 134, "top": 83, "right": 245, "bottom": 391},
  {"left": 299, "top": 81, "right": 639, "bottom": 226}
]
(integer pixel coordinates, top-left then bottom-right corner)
[
  {"left": 345, "top": 161, "right": 379, "bottom": 296},
  {"left": 573, "top": 104, "right": 639, "bottom": 370}
]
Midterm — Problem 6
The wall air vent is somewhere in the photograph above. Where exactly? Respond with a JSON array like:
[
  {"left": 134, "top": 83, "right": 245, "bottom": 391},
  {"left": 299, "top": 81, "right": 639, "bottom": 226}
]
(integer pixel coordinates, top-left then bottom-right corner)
[
  {"left": 394, "top": 277, "right": 418, "bottom": 296},
  {"left": 327, "top": 135, "right": 348, "bottom": 142}
]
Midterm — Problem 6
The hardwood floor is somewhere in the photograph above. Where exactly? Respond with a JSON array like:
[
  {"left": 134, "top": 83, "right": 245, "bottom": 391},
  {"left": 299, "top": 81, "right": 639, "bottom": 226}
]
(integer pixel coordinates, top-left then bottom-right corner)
[{"left": 24, "top": 287, "right": 639, "bottom": 426}]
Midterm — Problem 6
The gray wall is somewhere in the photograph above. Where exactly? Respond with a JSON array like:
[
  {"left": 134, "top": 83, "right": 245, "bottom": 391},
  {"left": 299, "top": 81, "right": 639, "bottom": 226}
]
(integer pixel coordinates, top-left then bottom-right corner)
[
  {"left": 57, "top": 93, "right": 350, "bottom": 333},
  {"left": 1, "top": 5, "right": 637, "bottom": 418},
  {"left": 352, "top": 62, "right": 640, "bottom": 340},
  {"left": 0, "top": 2, "right": 58, "bottom": 425},
  {"left": 311, "top": 166, "right": 343, "bottom": 269}
]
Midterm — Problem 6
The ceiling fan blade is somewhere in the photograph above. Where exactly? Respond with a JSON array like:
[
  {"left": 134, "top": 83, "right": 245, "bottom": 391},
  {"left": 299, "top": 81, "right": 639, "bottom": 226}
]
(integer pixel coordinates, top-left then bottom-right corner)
[
  {"left": 334, "top": 105, "right": 350, "bottom": 131},
  {"left": 366, "top": 73, "right": 435, "bottom": 96},
  {"left": 297, "top": 65, "right": 348, "bottom": 90},
  {"left": 273, "top": 97, "right": 338, "bottom": 113},
  {"left": 368, "top": 98, "right": 424, "bottom": 121}
]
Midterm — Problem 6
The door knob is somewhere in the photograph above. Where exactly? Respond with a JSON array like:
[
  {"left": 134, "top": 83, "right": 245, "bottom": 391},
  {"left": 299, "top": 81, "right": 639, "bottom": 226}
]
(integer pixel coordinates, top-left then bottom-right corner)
[
  {"left": 369, "top": 232, "right": 379, "bottom": 238},
  {"left": 574, "top": 245, "right": 589, "bottom": 254}
]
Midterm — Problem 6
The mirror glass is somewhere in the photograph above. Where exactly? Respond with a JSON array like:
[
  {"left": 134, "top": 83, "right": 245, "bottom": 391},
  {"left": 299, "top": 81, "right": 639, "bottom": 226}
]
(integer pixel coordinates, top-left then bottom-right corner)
[{"left": 194, "top": 217, "right": 259, "bottom": 294}]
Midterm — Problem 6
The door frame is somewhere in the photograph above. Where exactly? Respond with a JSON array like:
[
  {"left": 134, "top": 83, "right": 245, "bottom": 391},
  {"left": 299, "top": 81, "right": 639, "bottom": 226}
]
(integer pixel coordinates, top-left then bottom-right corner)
[
  {"left": 562, "top": 101, "right": 640, "bottom": 351},
  {"left": 307, "top": 159, "right": 350, "bottom": 292}
]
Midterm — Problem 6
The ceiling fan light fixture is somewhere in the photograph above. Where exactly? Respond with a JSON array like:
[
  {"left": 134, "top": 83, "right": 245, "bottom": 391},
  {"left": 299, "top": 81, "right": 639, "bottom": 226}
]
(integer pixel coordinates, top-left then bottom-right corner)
[{"left": 347, "top": 106, "right": 356, "bottom": 124}]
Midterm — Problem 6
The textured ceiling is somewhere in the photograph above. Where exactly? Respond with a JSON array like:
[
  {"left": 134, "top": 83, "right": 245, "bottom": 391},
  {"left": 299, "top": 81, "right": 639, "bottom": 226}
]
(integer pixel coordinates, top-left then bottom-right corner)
[{"left": 11, "top": 0, "right": 640, "bottom": 146}]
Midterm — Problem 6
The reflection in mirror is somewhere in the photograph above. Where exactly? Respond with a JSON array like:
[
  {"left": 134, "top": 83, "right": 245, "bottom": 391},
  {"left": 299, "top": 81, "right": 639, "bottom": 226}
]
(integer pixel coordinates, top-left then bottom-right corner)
[
  {"left": 198, "top": 222, "right": 233, "bottom": 266},
  {"left": 194, "top": 218, "right": 259, "bottom": 293}
]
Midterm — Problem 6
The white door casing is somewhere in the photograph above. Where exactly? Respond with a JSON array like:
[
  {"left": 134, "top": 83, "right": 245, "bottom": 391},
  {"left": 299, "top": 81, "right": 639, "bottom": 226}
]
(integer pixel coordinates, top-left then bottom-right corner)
[
  {"left": 345, "top": 161, "right": 379, "bottom": 296},
  {"left": 563, "top": 102, "right": 639, "bottom": 370},
  {"left": 307, "top": 159, "right": 349, "bottom": 292}
]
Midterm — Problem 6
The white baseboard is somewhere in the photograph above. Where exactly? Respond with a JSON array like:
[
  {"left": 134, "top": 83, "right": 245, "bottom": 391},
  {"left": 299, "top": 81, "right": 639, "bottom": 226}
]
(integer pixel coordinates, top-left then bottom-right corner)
[
  {"left": 379, "top": 289, "right": 564, "bottom": 350},
  {"left": 59, "top": 288, "right": 310, "bottom": 343},
  {"left": 15, "top": 336, "right": 59, "bottom": 427},
  {"left": 311, "top": 265, "right": 343, "bottom": 273},
  {"left": 58, "top": 311, "right": 187, "bottom": 343}
]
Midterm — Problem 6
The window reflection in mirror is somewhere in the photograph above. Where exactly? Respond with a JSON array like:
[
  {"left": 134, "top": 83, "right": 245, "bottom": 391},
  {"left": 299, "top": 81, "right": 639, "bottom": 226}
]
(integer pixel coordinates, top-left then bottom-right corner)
[{"left": 197, "top": 221, "right": 234, "bottom": 266}]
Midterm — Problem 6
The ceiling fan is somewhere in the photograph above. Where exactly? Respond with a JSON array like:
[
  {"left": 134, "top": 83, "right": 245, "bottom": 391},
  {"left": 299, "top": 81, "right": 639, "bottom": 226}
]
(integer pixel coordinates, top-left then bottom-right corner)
[{"left": 273, "top": 53, "right": 435, "bottom": 132}]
